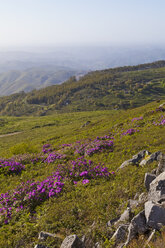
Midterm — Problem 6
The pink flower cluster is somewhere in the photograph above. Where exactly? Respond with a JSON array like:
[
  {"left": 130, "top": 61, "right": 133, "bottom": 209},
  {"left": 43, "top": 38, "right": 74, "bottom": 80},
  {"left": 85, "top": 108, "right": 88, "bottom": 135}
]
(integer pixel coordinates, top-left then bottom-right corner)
[
  {"left": 122, "top": 128, "right": 139, "bottom": 136},
  {"left": 153, "top": 115, "right": 165, "bottom": 126},
  {"left": 0, "top": 156, "right": 114, "bottom": 224},
  {"left": 0, "top": 159, "right": 25, "bottom": 175}
]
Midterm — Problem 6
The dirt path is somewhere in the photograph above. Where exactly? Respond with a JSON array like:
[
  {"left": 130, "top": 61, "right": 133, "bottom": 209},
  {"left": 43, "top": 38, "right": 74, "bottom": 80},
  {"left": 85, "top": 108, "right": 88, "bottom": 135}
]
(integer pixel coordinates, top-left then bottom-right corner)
[{"left": 0, "top": 132, "right": 22, "bottom": 138}]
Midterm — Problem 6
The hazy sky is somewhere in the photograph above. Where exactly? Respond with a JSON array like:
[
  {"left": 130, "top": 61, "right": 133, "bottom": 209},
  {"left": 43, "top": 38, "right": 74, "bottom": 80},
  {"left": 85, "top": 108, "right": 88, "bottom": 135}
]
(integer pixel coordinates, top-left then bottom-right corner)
[{"left": 0, "top": 0, "right": 165, "bottom": 48}]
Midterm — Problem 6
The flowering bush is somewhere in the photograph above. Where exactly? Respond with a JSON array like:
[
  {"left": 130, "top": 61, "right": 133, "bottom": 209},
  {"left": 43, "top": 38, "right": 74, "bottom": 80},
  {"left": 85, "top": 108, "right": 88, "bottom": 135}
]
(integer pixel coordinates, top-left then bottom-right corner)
[
  {"left": 153, "top": 115, "right": 165, "bottom": 126},
  {"left": 131, "top": 116, "right": 143, "bottom": 122},
  {"left": 44, "top": 152, "right": 65, "bottom": 163},
  {"left": 122, "top": 128, "right": 139, "bottom": 136},
  {"left": 0, "top": 173, "right": 64, "bottom": 224},
  {"left": 0, "top": 157, "right": 114, "bottom": 224},
  {"left": 0, "top": 159, "right": 25, "bottom": 175},
  {"left": 74, "top": 136, "right": 114, "bottom": 156},
  {"left": 42, "top": 144, "right": 53, "bottom": 154}
]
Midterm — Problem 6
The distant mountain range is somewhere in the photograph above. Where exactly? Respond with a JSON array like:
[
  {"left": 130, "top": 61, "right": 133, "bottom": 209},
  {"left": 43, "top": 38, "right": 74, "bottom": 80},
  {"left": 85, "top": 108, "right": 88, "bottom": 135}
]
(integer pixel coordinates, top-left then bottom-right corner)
[
  {"left": 0, "top": 60, "right": 165, "bottom": 116},
  {"left": 0, "top": 67, "right": 85, "bottom": 96},
  {"left": 1, "top": 46, "right": 165, "bottom": 96}
]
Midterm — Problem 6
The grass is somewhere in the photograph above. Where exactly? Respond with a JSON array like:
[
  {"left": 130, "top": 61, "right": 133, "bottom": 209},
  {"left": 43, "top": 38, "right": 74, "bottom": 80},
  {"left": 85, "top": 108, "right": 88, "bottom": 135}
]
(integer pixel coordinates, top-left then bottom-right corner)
[{"left": 0, "top": 100, "right": 165, "bottom": 247}]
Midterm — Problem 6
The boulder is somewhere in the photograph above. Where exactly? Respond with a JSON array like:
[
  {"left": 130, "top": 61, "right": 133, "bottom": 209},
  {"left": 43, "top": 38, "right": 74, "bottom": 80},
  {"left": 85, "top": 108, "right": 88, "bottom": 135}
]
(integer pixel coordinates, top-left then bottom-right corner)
[
  {"left": 119, "top": 150, "right": 150, "bottom": 169},
  {"left": 144, "top": 173, "right": 156, "bottom": 191},
  {"left": 110, "top": 224, "right": 129, "bottom": 246},
  {"left": 156, "top": 153, "right": 165, "bottom": 176},
  {"left": 114, "top": 208, "right": 132, "bottom": 227},
  {"left": 38, "top": 231, "right": 55, "bottom": 240},
  {"left": 148, "top": 171, "right": 165, "bottom": 203},
  {"left": 145, "top": 201, "right": 165, "bottom": 230},
  {"left": 60, "top": 235, "right": 84, "bottom": 248},
  {"left": 125, "top": 211, "right": 148, "bottom": 246},
  {"left": 140, "top": 151, "right": 161, "bottom": 166}
]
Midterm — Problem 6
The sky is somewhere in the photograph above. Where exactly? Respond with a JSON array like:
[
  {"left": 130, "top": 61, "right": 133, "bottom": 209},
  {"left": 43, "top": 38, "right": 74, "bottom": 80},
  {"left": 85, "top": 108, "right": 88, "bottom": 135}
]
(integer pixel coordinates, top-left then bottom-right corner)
[{"left": 0, "top": 0, "right": 165, "bottom": 48}]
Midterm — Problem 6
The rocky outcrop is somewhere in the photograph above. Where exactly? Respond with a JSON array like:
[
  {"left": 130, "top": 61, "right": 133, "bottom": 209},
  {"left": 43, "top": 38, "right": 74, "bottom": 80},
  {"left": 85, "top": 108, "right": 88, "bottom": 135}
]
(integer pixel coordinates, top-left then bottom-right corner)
[
  {"left": 110, "top": 224, "right": 129, "bottom": 247},
  {"left": 38, "top": 231, "right": 55, "bottom": 240},
  {"left": 148, "top": 171, "right": 165, "bottom": 202},
  {"left": 145, "top": 201, "right": 165, "bottom": 230},
  {"left": 35, "top": 152, "right": 165, "bottom": 248},
  {"left": 119, "top": 150, "right": 150, "bottom": 169},
  {"left": 156, "top": 153, "right": 165, "bottom": 176},
  {"left": 118, "top": 150, "right": 162, "bottom": 170},
  {"left": 125, "top": 211, "right": 148, "bottom": 246},
  {"left": 144, "top": 173, "right": 156, "bottom": 191},
  {"left": 111, "top": 152, "right": 165, "bottom": 247},
  {"left": 140, "top": 151, "right": 161, "bottom": 166},
  {"left": 60, "top": 235, "right": 84, "bottom": 248}
]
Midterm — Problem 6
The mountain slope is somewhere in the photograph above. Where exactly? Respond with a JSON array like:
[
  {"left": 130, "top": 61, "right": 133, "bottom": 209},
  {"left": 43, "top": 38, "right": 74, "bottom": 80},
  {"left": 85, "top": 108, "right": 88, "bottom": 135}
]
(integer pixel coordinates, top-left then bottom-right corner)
[
  {"left": 0, "top": 61, "right": 165, "bottom": 116},
  {"left": 0, "top": 67, "right": 85, "bottom": 96},
  {"left": 0, "top": 101, "right": 165, "bottom": 247}
]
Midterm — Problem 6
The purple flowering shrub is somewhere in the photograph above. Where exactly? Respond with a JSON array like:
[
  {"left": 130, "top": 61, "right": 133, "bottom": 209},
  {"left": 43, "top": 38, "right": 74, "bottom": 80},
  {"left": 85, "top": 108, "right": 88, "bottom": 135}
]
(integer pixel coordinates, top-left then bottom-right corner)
[
  {"left": 153, "top": 115, "right": 165, "bottom": 126},
  {"left": 0, "top": 156, "right": 114, "bottom": 224},
  {"left": 0, "top": 173, "right": 64, "bottom": 224},
  {"left": 131, "top": 116, "right": 143, "bottom": 122},
  {"left": 44, "top": 152, "right": 65, "bottom": 163},
  {"left": 74, "top": 136, "right": 114, "bottom": 156},
  {"left": 0, "top": 159, "right": 25, "bottom": 175},
  {"left": 68, "top": 157, "right": 114, "bottom": 183},
  {"left": 122, "top": 128, "right": 139, "bottom": 136},
  {"left": 42, "top": 144, "right": 53, "bottom": 154}
]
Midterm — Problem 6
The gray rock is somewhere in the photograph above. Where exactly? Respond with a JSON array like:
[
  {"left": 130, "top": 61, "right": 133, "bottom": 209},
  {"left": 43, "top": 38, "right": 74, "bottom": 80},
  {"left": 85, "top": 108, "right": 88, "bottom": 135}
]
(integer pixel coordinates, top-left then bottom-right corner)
[
  {"left": 125, "top": 211, "right": 148, "bottom": 246},
  {"left": 144, "top": 173, "right": 156, "bottom": 191},
  {"left": 107, "top": 217, "right": 120, "bottom": 227},
  {"left": 148, "top": 171, "right": 165, "bottom": 203},
  {"left": 150, "top": 151, "right": 161, "bottom": 161},
  {"left": 119, "top": 159, "right": 136, "bottom": 169},
  {"left": 156, "top": 153, "right": 165, "bottom": 176},
  {"left": 115, "top": 208, "right": 132, "bottom": 227},
  {"left": 151, "top": 168, "right": 157, "bottom": 175},
  {"left": 38, "top": 231, "right": 55, "bottom": 240},
  {"left": 127, "top": 199, "right": 139, "bottom": 209},
  {"left": 119, "top": 150, "right": 150, "bottom": 169},
  {"left": 81, "top": 121, "right": 91, "bottom": 128},
  {"left": 60, "top": 235, "right": 84, "bottom": 248},
  {"left": 145, "top": 201, "right": 165, "bottom": 230},
  {"left": 110, "top": 224, "right": 129, "bottom": 246},
  {"left": 138, "top": 192, "right": 148, "bottom": 204},
  {"left": 140, "top": 151, "right": 161, "bottom": 166}
]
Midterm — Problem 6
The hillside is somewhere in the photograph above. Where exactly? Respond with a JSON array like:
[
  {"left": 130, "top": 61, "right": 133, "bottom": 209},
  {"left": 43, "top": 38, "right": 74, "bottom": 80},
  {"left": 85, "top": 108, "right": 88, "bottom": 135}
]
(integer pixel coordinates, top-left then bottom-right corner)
[
  {"left": 0, "top": 101, "right": 165, "bottom": 247},
  {"left": 0, "top": 61, "right": 165, "bottom": 116},
  {"left": 0, "top": 67, "right": 85, "bottom": 96}
]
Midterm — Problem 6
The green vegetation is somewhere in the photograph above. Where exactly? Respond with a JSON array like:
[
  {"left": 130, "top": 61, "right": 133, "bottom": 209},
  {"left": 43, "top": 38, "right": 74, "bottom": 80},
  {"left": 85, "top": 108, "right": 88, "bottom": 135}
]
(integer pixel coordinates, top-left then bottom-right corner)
[
  {"left": 0, "top": 61, "right": 165, "bottom": 116},
  {"left": 0, "top": 100, "right": 165, "bottom": 247}
]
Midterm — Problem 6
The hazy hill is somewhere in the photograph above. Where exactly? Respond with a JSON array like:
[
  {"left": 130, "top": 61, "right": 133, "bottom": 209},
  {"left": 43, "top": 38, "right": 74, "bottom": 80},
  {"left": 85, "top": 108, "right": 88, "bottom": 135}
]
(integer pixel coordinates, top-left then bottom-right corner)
[
  {"left": 0, "top": 67, "right": 85, "bottom": 96},
  {"left": 0, "top": 61, "right": 165, "bottom": 116}
]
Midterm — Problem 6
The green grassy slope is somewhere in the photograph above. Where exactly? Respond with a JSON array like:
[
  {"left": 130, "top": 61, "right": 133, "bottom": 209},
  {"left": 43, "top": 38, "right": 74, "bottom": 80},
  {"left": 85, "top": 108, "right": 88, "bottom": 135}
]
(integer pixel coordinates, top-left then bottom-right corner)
[
  {"left": 0, "top": 100, "right": 165, "bottom": 247},
  {"left": 0, "top": 61, "right": 165, "bottom": 116}
]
